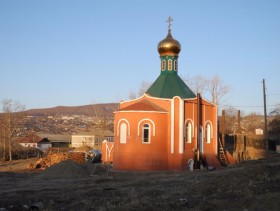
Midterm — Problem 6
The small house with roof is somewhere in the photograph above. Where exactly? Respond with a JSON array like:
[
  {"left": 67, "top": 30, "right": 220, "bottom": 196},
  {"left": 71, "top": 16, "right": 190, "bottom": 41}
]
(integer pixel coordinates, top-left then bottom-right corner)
[
  {"left": 113, "top": 17, "right": 219, "bottom": 171},
  {"left": 38, "top": 134, "right": 71, "bottom": 148},
  {"left": 71, "top": 130, "right": 114, "bottom": 149},
  {"left": 16, "top": 134, "right": 51, "bottom": 152}
]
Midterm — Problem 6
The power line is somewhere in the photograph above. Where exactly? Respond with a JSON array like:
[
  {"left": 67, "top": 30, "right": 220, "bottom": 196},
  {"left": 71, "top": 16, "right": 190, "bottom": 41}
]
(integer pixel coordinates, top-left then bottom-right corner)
[
  {"left": 222, "top": 105, "right": 276, "bottom": 108},
  {"left": 264, "top": 71, "right": 280, "bottom": 80},
  {"left": 267, "top": 94, "right": 280, "bottom": 96}
]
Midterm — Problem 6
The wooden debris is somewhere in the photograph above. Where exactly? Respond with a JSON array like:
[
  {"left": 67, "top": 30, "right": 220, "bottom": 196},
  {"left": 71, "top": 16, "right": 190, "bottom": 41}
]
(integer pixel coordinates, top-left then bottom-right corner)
[
  {"left": 29, "top": 152, "right": 86, "bottom": 169},
  {"left": 68, "top": 152, "right": 85, "bottom": 164}
]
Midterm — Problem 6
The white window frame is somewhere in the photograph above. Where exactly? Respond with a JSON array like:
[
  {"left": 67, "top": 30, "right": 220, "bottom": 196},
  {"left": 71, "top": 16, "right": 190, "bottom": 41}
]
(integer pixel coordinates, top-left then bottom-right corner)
[
  {"left": 206, "top": 123, "right": 211, "bottom": 143},
  {"left": 120, "top": 123, "right": 127, "bottom": 144},
  {"left": 168, "top": 59, "right": 172, "bottom": 71},
  {"left": 174, "top": 60, "right": 177, "bottom": 71},
  {"left": 142, "top": 123, "right": 150, "bottom": 144},
  {"left": 161, "top": 60, "right": 166, "bottom": 71},
  {"left": 185, "top": 121, "right": 192, "bottom": 143}
]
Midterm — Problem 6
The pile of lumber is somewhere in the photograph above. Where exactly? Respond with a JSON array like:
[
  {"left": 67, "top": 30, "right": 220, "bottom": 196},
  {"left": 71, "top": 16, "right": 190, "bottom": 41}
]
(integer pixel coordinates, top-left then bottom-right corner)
[
  {"left": 68, "top": 152, "right": 86, "bottom": 164},
  {"left": 47, "top": 152, "right": 68, "bottom": 166},
  {"left": 31, "top": 152, "right": 86, "bottom": 169}
]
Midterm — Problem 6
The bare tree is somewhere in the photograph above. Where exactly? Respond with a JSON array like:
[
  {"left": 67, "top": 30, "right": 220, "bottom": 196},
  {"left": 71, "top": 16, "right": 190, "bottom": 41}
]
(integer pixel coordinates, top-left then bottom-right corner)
[
  {"left": 1, "top": 99, "right": 25, "bottom": 161},
  {"left": 270, "top": 104, "right": 280, "bottom": 115},
  {"left": 128, "top": 90, "right": 137, "bottom": 100},
  {"left": 138, "top": 81, "right": 152, "bottom": 97},
  {"left": 269, "top": 104, "right": 280, "bottom": 141},
  {"left": 183, "top": 75, "right": 208, "bottom": 96},
  {"left": 222, "top": 106, "right": 240, "bottom": 134},
  {"left": 0, "top": 119, "right": 7, "bottom": 160},
  {"left": 127, "top": 81, "right": 152, "bottom": 100},
  {"left": 207, "top": 75, "right": 229, "bottom": 107},
  {"left": 132, "top": 75, "right": 229, "bottom": 109},
  {"left": 243, "top": 112, "right": 264, "bottom": 134},
  {"left": 92, "top": 103, "right": 112, "bottom": 149},
  {"left": 268, "top": 115, "right": 280, "bottom": 140}
]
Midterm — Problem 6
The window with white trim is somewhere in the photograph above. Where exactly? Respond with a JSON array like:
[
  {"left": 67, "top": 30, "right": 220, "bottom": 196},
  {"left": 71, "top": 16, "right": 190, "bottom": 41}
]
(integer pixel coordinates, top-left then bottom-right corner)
[
  {"left": 120, "top": 123, "right": 127, "bottom": 144},
  {"left": 168, "top": 59, "right": 172, "bottom": 71},
  {"left": 206, "top": 123, "right": 211, "bottom": 143},
  {"left": 174, "top": 60, "right": 177, "bottom": 71},
  {"left": 161, "top": 60, "right": 166, "bottom": 71},
  {"left": 185, "top": 121, "right": 192, "bottom": 143},
  {"left": 142, "top": 124, "right": 150, "bottom": 143}
]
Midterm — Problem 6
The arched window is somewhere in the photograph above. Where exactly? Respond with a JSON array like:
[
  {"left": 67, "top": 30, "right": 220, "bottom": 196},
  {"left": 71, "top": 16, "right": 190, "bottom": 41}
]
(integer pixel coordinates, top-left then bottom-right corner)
[
  {"left": 142, "top": 124, "right": 150, "bottom": 143},
  {"left": 168, "top": 59, "right": 172, "bottom": 71},
  {"left": 206, "top": 123, "right": 211, "bottom": 143},
  {"left": 161, "top": 60, "right": 166, "bottom": 71},
  {"left": 120, "top": 123, "right": 127, "bottom": 144},
  {"left": 174, "top": 60, "right": 177, "bottom": 71},
  {"left": 185, "top": 121, "right": 192, "bottom": 143}
]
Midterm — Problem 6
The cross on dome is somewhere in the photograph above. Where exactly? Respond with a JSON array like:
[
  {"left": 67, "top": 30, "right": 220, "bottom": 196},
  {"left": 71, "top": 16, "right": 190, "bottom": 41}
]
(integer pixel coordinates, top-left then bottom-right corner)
[
  {"left": 166, "top": 16, "right": 174, "bottom": 31},
  {"left": 157, "top": 16, "right": 181, "bottom": 57}
]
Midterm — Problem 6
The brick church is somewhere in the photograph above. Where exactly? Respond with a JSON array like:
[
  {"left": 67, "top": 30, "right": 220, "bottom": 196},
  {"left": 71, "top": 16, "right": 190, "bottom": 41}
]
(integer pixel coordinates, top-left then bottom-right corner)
[{"left": 113, "top": 17, "right": 219, "bottom": 170}]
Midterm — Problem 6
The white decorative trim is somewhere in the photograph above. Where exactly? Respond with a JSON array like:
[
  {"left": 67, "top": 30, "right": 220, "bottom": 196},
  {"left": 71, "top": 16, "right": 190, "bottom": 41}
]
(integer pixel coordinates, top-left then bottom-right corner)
[
  {"left": 142, "top": 123, "right": 151, "bottom": 144},
  {"left": 203, "top": 105, "right": 205, "bottom": 123},
  {"left": 215, "top": 106, "right": 218, "bottom": 154},
  {"left": 184, "top": 97, "right": 217, "bottom": 106},
  {"left": 206, "top": 123, "right": 211, "bottom": 144},
  {"left": 174, "top": 60, "right": 178, "bottom": 71},
  {"left": 120, "top": 123, "right": 127, "bottom": 144},
  {"left": 171, "top": 99, "right": 174, "bottom": 154},
  {"left": 202, "top": 98, "right": 217, "bottom": 106},
  {"left": 192, "top": 103, "right": 194, "bottom": 127},
  {"left": 179, "top": 98, "right": 184, "bottom": 154},
  {"left": 182, "top": 97, "right": 197, "bottom": 101},
  {"left": 185, "top": 118, "right": 194, "bottom": 139},
  {"left": 119, "top": 94, "right": 146, "bottom": 105},
  {"left": 205, "top": 120, "right": 213, "bottom": 139},
  {"left": 116, "top": 111, "right": 168, "bottom": 114},
  {"left": 137, "top": 118, "right": 156, "bottom": 136},
  {"left": 119, "top": 93, "right": 172, "bottom": 106},
  {"left": 161, "top": 60, "right": 166, "bottom": 71},
  {"left": 117, "top": 119, "right": 130, "bottom": 136},
  {"left": 142, "top": 93, "right": 174, "bottom": 101},
  {"left": 105, "top": 142, "right": 114, "bottom": 160},
  {"left": 168, "top": 59, "right": 172, "bottom": 71}
]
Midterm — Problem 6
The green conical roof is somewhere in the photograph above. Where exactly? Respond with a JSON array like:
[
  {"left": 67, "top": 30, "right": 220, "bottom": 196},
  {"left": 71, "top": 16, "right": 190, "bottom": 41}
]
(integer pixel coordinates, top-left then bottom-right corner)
[
  {"left": 146, "top": 73, "right": 196, "bottom": 99},
  {"left": 146, "top": 19, "right": 196, "bottom": 99}
]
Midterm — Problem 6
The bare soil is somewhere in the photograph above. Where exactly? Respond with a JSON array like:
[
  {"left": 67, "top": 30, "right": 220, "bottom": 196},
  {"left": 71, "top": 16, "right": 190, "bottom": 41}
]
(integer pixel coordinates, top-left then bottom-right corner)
[{"left": 1, "top": 153, "right": 280, "bottom": 211}]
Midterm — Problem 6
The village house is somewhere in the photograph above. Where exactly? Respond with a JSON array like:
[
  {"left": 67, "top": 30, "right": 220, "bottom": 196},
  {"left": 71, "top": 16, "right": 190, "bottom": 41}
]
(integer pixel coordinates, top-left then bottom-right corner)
[
  {"left": 71, "top": 134, "right": 95, "bottom": 148},
  {"left": 37, "top": 133, "right": 72, "bottom": 148},
  {"left": 71, "top": 130, "right": 114, "bottom": 149},
  {"left": 16, "top": 134, "right": 51, "bottom": 152}
]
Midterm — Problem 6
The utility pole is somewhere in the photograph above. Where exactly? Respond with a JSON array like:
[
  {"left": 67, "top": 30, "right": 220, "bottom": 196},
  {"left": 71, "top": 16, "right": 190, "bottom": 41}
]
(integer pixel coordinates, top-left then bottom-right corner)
[
  {"left": 221, "top": 110, "right": 225, "bottom": 146},
  {"left": 263, "top": 79, "right": 269, "bottom": 150},
  {"left": 237, "top": 110, "right": 241, "bottom": 134}
]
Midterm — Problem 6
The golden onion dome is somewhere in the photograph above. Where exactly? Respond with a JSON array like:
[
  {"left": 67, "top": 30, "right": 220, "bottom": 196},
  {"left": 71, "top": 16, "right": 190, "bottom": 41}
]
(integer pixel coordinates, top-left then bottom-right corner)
[{"left": 157, "top": 29, "right": 181, "bottom": 56}]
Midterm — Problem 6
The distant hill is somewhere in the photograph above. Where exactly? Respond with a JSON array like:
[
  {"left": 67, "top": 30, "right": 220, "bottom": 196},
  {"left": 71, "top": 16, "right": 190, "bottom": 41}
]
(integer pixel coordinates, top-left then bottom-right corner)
[{"left": 26, "top": 103, "right": 119, "bottom": 118}]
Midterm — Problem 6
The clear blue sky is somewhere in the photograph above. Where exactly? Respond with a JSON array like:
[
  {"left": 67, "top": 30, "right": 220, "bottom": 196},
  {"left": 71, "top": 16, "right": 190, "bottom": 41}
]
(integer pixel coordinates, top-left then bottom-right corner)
[{"left": 1, "top": 0, "right": 279, "bottom": 115}]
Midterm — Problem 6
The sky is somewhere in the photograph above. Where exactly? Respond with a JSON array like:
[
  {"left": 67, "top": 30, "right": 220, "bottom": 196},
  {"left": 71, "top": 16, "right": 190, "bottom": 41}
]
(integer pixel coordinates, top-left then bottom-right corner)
[{"left": 0, "top": 0, "right": 279, "bottom": 115}]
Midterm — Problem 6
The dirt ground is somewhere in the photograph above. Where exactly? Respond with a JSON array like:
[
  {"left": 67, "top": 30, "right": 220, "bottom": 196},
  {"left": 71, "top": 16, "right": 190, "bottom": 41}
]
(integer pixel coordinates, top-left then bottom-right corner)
[{"left": 0, "top": 153, "right": 280, "bottom": 211}]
